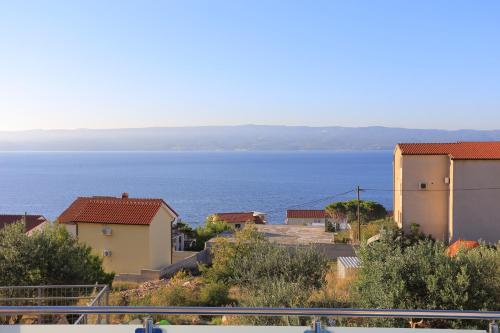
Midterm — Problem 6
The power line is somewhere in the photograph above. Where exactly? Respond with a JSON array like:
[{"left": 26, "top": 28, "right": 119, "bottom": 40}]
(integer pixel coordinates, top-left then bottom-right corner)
[
  {"left": 264, "top": 185, "right": 500, "bottom": 217},
  {"left": 364, "top": 187, "right": 500, "bottom": 192},
  {"left": 266, "top": 189, "right": 355, "bottom": 214},
  {"left": 287, "top": 190, "right": 355, "bottom": 209}
]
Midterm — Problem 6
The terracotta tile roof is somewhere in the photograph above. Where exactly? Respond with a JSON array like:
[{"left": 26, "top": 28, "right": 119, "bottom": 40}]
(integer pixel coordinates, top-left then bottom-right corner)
[
  {"left": 287, "top": 210, "right": 327, "bottom": 219},
  {"left": 446, "top": 240, "right": 480, "bottom": 257},
  {"left": 211, "top": 212, "right": 265, "bottom": 224},
  {"left": 0, "top": 214, "right": 48, "bottom": 232},
  {"left": 58, "top": 195, "right": 178, "bottom": 225},
  {"left": 397, "top": 141, "right": 500, "bottom": 160}
]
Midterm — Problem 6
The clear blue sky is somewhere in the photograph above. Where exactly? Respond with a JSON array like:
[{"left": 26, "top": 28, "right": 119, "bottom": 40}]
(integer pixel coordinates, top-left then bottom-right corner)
[{"left": 1, "top": 1, "right": 499, "bottom": 131}]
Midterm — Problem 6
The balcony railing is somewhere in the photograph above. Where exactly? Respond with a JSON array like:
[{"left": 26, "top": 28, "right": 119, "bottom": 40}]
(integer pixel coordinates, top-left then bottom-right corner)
[
  {"left": 0, "top": 284, "right": 109, "bottom": 324},
  {"left": 0, "top": 306, "right": 499, "bottom": 332}
]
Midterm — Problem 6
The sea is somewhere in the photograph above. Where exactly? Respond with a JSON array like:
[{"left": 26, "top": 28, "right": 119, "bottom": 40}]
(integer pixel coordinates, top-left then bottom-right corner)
[{"left": 0, "top": 151, "right": 393, "bottom": 226}]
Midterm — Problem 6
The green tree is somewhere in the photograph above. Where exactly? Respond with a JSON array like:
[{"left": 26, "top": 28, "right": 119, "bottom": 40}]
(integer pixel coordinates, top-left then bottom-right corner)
[
  {"left": 354, "top": 231, "right": 500, "bottom": 329},
  {"left": 0, "top": 222, "right": 114, "bottom": 286},
  {"left": 204, "top": 226, "right": 329, "bottom": 326},
  {"left": 185, "top": 219, "right": 230, "bottom": 251},
  {"left": 325, "top": 200, "right": 387, "bottom": 224},
  {"left": 204, "top": 225, "right": 328, "bottom": 289}
]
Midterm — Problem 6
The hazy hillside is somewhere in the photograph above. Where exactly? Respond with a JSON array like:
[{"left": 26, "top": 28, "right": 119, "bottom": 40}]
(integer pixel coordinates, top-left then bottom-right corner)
[{"left": 1, "top": 125, "right": 500, "bottom": 151}]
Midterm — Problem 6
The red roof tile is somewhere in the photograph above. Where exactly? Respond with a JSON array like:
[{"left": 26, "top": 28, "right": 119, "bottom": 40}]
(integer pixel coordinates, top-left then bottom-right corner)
[
  {"left": 0, "top": 214, "right": 48, "bottom": 232},
  {"left": 211, "top": 212, "right": 265, "bottom": 224},
  {"left": 398, "top": 141, "right": 500, "bottom": 160},
  {"left": 287, "top": 210, "right": 327, "bottom": 219},
  {"left": 58, "top": 195, "right": 178, "bottom": 225},
  {"left": 446, "top": 240, "right": 480, "bottom": 257}
]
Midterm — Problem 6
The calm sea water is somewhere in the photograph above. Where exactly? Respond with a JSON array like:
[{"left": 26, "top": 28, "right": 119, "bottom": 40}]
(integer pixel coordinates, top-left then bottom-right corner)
[{"left": 0, "top": 151, "right": 392, "bottom": 226}]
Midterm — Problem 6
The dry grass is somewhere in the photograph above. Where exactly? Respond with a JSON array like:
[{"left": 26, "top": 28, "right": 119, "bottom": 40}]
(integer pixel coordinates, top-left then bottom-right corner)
[
  {"left": 310, "top": 262, "right": 357, "bottom": 307},
  {"left": 111, "top": 281, "right": 140, "bottom": 291}
]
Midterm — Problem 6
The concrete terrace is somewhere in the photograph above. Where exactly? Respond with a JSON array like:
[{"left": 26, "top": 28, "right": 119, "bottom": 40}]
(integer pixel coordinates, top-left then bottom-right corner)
[
  {"left": 255, "top": 224, "right": 334, "bottom": 245},
  {"left": 207, "top": 224, "right": 356, "bottom": 259}
]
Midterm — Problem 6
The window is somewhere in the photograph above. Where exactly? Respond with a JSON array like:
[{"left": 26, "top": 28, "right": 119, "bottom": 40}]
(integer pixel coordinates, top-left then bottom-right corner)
[{"left": 235, "top": 224, "right": 241, "bottom": 229}]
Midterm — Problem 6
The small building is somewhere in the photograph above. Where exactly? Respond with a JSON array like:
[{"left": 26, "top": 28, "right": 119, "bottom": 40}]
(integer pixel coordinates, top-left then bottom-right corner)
[
  {"left": 0, "top": 214, "right": 49, "bottom": 235},
  {"left": 58, "top": 193, "right": 179, "bottom": 276},
  {"left": 208, "top": 211, "right": 266, "bottom": 230},
  {"left": 286, "top": 209, "right": 335, "bottom": 227},
  {"left": 394, "top": 141, "right": 500, "bottom": 243},
  {"left": 337, "top": 256, "right": 360, "bottom": 279}
]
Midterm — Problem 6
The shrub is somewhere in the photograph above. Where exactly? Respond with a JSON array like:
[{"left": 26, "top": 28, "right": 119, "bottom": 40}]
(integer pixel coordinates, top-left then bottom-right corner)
[
  {"left": 0, "top": 222, "right": 114, "bottom": 286},
  {"left": 237, "top": 278, "right": 312, "bottom": 326},
  {"left": 354, "top": 235, "right": 500, "bottom": 329},
  {"left": 151, "top": 284, "right": 199, "bottom": 306},
  {"left": 199, "top": 283, "right": 231, "bottom": 307},
  {"left": 204, "top": 226, "right": 329, "bottom": 289}
]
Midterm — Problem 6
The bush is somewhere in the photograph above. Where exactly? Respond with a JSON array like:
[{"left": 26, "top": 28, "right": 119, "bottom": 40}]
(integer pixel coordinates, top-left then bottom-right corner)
[
  {"left": 204, "top": 226, "right": 329, "bottom": 289},
  {"left": 237, "top": 278, "right": 312, "bottom": 326},
  {"left": 151, "top": 284, "right": 198, "bottom": 306},
  {"left": 354, "top": 233, "right": 500, "bottom": 329},
  {"left": 0, "top": 222, "right": 114, "bottom": 286},
  {"left": 199, "top": 283, "right": 231, "bottom": 307}
]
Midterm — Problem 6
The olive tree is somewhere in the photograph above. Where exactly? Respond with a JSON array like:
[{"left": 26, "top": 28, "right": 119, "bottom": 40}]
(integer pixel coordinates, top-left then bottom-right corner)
[
  {"left": 354, "top": 230, "right": 499, "bottom": 329},
  {"left": 0, "top": 222, "right": 114, "bottom": 286}
]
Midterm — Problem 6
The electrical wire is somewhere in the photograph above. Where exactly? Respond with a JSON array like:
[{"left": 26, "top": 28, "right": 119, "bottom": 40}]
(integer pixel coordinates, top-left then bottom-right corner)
[{"left": 265, "top": 189, "right": 355, "bottom": 214}]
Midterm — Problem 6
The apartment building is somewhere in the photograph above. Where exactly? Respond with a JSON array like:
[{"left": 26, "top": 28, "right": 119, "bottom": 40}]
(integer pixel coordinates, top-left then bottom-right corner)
[{"left": 394, "top": 141, "right": 500, "bottom": 243}]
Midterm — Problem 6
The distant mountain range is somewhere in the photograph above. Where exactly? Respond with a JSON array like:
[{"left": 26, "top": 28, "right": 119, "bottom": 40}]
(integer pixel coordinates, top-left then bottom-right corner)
[{"left": 1, "top": 125, "right": 500, "bottom": 151}]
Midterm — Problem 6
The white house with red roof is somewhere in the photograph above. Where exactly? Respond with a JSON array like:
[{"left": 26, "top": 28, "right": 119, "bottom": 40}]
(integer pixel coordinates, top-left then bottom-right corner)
[
  {"left": 285, "top": 209, "right": 335, "bottom": 227},
  {"left": 58, "top": 193, "right": 179, "bottom": 277},
  {"left": 394, "top": 141, "right": 500, "bottom": 243}
]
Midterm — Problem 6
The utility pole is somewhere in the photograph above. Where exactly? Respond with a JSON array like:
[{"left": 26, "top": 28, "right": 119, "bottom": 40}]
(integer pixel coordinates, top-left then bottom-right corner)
[{"left": 356, "top": 186, "right": 361, "bottom": 243}]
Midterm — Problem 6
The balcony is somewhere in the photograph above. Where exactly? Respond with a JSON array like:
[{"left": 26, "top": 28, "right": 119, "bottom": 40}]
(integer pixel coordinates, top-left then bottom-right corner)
[
  {"left": 1, "top": 285, "right": 498, "bottom": 332},
  {"left": 0, "top": 306, "right": 499, "bottom": 333}
]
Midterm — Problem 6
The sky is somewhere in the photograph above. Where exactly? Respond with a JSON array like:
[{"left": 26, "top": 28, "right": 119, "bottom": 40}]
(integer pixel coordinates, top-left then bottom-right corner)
[{"left": 0, "top": 1, "right": 499, "bottom": 131}]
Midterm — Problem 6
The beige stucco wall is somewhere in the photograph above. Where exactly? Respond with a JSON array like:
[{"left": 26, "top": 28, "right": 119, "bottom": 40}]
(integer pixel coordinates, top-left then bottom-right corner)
[
  {"left": 148, "top": 206, "right": 175, "bottom": 269},
  {"left": 449, "top": 160, "right": 500, "bottom": 243},
  {"left": 77, "top": 223, "right": 150, "bottom": 274},
  {"left": 26, "top": 221, "right": 50, "bottom": 236},
  {"left": 286, "top": 217, "right": 327, "bottom": 225},
  {"left": 395, "top": 148, "right": 450, "bottom": 240},
  {"left": 393, "top": 148, "right": 403, "bottom": 228}
]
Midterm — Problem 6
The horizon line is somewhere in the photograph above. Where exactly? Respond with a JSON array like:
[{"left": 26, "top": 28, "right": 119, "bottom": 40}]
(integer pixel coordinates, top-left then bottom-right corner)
[{"left": 1, "top": 124, "right": 499, "bottom": 133}]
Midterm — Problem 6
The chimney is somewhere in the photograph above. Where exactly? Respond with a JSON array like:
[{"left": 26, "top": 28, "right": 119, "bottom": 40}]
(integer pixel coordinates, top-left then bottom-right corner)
[{"left": 122, "top": 192, "right": 129, "bottom": 199}]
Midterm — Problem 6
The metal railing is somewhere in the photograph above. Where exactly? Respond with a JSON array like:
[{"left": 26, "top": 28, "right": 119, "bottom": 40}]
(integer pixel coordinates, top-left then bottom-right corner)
[
  {"left": 0, "top": 285, "right": 109, "bottom": 325},
  {"left": 1, "top": 306, "right": 499, "bottom": 319},
  {"left": 1, "top": 306, "right": 498, "bottom": 332},
  {"left": 73, "top": 285, "right": 110, "bottom": 325}
]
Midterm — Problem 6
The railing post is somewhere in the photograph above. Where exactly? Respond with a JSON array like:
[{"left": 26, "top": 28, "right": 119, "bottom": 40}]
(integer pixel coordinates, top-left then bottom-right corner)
[
  {"left": 144, "top": 317, "right": 154, "bottom": 333},
  {"left": 37, "top": 287, "right": 42, "bottom": 324},
  {"left": 105, "top": 285, "right": 110, "bottom": 324},
  {"left": 490, "top": 321, "right": 499, "bottom": 333},
  {"left": 314, "top": 319, "right": 322, "bottom": 333},
  {"left": 97, "top": 294, "right": 102, "bottom": 324}
]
